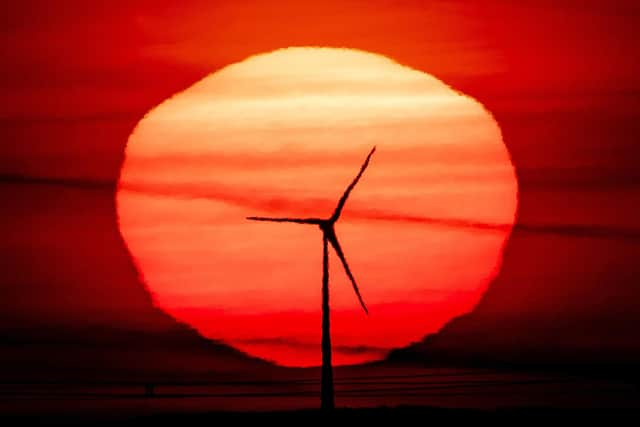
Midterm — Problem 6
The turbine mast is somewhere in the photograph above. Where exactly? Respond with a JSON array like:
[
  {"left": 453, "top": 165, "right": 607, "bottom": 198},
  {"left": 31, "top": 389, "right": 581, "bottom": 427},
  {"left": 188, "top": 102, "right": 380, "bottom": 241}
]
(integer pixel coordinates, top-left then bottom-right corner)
[{"left": 320, "top": 234, "right": 334, "bottom": 410}]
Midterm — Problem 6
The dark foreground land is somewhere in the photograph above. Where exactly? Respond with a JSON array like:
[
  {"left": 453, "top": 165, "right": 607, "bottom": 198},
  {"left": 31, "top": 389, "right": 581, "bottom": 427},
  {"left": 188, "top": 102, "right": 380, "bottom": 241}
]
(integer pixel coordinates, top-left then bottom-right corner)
[
  {"left": 1, "top": 366, "right": 639, "bottom": 424},
  {"left": 3, "top": 406, "right": 640, "bottom": 425}
]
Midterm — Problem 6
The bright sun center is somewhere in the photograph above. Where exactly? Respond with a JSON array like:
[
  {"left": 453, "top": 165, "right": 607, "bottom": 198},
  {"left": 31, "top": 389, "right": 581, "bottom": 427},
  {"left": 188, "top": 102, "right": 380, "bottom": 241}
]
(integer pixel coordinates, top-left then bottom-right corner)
[{"left": 117, "top": 47, "right": 518, "bottom": 367}]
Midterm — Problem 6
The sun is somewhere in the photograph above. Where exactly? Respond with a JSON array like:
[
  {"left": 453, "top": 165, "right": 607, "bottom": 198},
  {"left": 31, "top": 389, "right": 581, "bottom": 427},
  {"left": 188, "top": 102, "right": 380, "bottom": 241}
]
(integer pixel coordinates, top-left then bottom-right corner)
[{"left": 117, "top": 47, "right": 518, "bottom": 367}]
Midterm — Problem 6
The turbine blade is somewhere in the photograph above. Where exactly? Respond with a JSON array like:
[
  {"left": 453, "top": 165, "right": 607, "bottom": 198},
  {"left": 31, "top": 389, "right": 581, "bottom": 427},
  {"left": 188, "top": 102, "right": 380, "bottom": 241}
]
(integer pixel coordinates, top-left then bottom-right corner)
[
  {"left": 246, "top": 216, "right": 322, "bottom": 224},
  {"left": 330, "top": 146, "right": 376, "bottom": 222},
  {"left": 325, "top": 228, "right": 368, "bottom": 315}
]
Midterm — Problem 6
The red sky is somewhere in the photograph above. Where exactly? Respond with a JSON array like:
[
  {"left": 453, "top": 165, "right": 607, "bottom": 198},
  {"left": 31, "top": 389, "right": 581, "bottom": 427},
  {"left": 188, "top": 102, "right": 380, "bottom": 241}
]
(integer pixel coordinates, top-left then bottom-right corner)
[
  {"left": 2, "top": 0, "right": 638, "bottom": 182},
  {"left": 1, "top": 0, "right": 639, "bottom": 369}
]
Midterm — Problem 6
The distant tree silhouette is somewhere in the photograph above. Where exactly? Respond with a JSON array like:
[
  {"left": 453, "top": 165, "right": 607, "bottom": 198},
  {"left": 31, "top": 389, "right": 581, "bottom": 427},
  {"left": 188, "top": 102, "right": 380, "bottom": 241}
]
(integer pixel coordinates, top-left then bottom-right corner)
[{"left": 144, "top": 382, "right": 156, "bottom": 397}]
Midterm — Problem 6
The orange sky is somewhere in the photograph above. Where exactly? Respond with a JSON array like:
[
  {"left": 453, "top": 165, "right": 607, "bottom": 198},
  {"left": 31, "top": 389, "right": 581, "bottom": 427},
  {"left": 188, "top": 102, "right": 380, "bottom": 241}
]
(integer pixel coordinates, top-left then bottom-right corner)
[{"left": 117, "top": 48, "right": 517, "bottom": 366}]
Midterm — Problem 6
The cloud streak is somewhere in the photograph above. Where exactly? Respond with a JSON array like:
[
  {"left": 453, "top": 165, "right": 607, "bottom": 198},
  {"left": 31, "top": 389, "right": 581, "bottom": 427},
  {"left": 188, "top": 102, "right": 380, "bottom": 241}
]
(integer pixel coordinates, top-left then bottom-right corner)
[
  {"left": 3, "top": 173, "right": 640, "bottom": 241},
  {"left": 234, "top": 337, "right": 388, "bottom": 356},
  {"left": 0, "top": 173, "right": 115, "bottom": 190},
  {"left": 119, "top": 180, "right": 640, "bottom": 241}
]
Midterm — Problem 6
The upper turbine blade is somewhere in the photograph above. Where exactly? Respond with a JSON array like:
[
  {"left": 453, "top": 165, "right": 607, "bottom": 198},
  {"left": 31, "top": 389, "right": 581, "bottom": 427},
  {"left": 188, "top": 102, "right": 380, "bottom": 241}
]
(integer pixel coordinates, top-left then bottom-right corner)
[
  {"left": 246, "top": 216, "right": 322, "bottom": 224},
  {"left": 330, "top": 146, "right": 376, "bottom": 222},
  {"left": 325, "top": 227, "right": 369, "bottom": 315}
]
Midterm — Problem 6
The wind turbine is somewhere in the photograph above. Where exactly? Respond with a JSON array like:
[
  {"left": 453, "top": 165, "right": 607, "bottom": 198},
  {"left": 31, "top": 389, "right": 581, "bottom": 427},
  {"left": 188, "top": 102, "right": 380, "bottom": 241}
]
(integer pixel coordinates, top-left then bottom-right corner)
[{"left": 247, "top": 146, "right": 375, "bottom": 410}]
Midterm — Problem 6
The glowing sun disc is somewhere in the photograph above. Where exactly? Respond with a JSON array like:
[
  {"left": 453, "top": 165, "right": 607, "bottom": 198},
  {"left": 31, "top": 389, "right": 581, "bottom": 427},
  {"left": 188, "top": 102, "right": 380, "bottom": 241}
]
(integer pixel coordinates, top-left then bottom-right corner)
[{"left": 117, "top": 47, "right": 518, "bottom": 367}]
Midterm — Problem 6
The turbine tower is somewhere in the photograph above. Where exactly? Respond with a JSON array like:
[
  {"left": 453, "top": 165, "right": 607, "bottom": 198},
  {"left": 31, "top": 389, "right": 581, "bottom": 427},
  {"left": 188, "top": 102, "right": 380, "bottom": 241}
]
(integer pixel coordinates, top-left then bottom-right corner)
[{"left": 247, "top": 146, "right": 375, "bottom": 410}]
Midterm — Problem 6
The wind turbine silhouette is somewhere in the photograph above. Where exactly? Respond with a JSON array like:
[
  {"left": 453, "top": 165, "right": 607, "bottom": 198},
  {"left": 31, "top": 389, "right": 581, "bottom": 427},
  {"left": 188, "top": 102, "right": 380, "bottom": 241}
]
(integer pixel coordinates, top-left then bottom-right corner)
[{"left": 247, "top": 146, "right": 375, "bottom": 410}]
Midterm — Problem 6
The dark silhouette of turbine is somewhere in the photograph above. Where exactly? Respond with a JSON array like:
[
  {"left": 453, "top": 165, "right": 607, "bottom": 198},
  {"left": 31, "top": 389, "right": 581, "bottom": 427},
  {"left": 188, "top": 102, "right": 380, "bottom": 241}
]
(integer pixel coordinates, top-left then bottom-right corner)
[{"left": 247, "top": 146, "right": 375, "bottom": 410}]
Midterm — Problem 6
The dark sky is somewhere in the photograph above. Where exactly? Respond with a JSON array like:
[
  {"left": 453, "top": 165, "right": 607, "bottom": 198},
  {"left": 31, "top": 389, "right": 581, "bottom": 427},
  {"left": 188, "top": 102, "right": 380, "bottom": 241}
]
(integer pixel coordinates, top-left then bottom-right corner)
[{"left": 1, "top": 0, "right": 639, "bottom": 372}]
